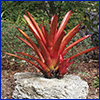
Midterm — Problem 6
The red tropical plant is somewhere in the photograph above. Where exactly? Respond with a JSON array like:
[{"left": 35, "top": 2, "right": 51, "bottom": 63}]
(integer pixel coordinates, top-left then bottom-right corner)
[{"left": 5, "top": 10, "right": 99, "bottom": 78}]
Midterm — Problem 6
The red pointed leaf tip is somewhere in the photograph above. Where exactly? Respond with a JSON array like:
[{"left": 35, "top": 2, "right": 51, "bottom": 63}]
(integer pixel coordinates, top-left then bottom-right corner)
[
  {"left": 67, "top": 10, "right": 72, "bottom": 14},
  {"left": 55, "top": 10, "right": 73, "bottom": 43},
  {"left": 84, "top": 34, "right": 91, "bottom": 39},
  {"left": 16, "top": 27, "right": 19, "bottom": 30},
  {"left": 50, "top": 15, "right": 55, "bottom": 27},
  {"left": 16, "top": 27, "right": 21, "bottom": 31},
  {"left": 25, "top": 10, "right": 28, "bottom": 13},
  {"left": 70, "top": 10, "right": 73, "bottom": 13},
  {"left": 50, "top": 15, "right": 58, "bottom": 26},
  {"left": 79, "top": 20, "right": 84, "bottom": 25},
  {"left": 69, "top": 47, "right": 99, "bottom": 60},
  {"left": 87, "top": 34, "right": 91, "bottom": 37},
  {"left": 23, "top": 15, "right": 26, "bottom": 18},
  {"left": 67, "top": 10, "right": 73, "bottom": 16},
  {"left": 23, "top": 15, "right": 29, "bottom": 21}
]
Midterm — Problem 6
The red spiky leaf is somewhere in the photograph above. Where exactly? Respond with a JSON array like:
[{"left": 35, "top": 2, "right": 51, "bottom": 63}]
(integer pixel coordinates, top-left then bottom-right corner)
[
  {"left": 16, "top": 36, "right": 34, "bottom": 50},
  {"left": 42, "top": 20, "right": 51, "bottom": 47},
  {"left": 60, "top": 26, "right": 81, "bottom": 54},
  {"left": 25, "top": 11, "right": 46, "bottom": 45},
  {"left": 5, "top": 52, "right": 42, "bottom": 72},
  {"left": 16, "top": 52, "right": 50, "bottom": 72},
  {"left": 27, "top": 24, "right": 44, "bottom": 46},
  {"left": 23, "top": 15, "right": 40, "bottom": 38},
  {"left": 50, "top": 15, "right": 58, "bottom": 47},
  {"left": 69, "top": 47, "right": 99, "bottom": 60},
  {"left": 54, "top": 10, "right": 73, "bottom": 44},
  {"left": 40, "top": 24, "right": 46, "bottom": 40},
  {"left": 17, "top": 28, "right": 44, "bottom": 62},
  {"left": 62, "top": 35, "right": 91, "bottom": 56}
]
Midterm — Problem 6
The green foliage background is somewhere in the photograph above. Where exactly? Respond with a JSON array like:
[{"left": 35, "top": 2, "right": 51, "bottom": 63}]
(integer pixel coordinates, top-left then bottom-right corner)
[{"left": 1, "top": 1, "right": 99, "bottom": 26}]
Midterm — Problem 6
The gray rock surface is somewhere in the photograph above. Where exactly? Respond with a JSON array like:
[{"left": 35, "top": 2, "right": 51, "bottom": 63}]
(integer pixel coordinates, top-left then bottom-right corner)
[{"left": 12, "top": 72, "right": 89, "bottom": 99}]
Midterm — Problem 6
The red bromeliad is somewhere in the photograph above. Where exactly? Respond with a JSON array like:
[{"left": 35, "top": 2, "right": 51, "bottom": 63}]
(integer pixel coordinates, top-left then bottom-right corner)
[{"left": 5, "top": 10, "right": 99, "bottom": 78}]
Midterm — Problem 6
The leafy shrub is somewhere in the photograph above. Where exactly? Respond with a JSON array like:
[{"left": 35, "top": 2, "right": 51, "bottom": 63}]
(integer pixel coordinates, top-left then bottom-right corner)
[
  {"left": 92, "top": 76, "right": 99, "bottom": 88},
  {"left": 1, "top": 20, "right": 37, "bottom": 61},
  {"left": 79, "top": 10, "right": 99, "bottom": 61},
  {"left": 79, "top": 10, "right": 99, "bottom": 46}
]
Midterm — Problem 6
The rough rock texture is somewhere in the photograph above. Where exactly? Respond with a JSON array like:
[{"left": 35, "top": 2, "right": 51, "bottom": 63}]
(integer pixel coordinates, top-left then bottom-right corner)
[{"left": 12, "top": 72, "right": 89, "bottom": 99}]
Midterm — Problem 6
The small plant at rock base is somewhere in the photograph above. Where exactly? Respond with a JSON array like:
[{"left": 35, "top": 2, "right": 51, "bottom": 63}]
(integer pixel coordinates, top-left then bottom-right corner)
[
  {"left": 92, "top": 76, "right": 99, "bottom": 88},
  {"left": 5, "top": 10, "right": 99, "bottom": 78}
]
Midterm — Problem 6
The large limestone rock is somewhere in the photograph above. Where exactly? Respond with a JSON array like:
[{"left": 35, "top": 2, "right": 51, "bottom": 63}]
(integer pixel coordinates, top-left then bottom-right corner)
[{"left": 12, "top": 72, "right": 89, "bottom": 99}]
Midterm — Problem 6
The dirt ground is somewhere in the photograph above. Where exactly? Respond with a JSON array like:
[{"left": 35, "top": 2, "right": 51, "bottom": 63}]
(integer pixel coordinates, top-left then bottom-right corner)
[{"left": 1, "top": 56, "right": 99, "bottom": 99}]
